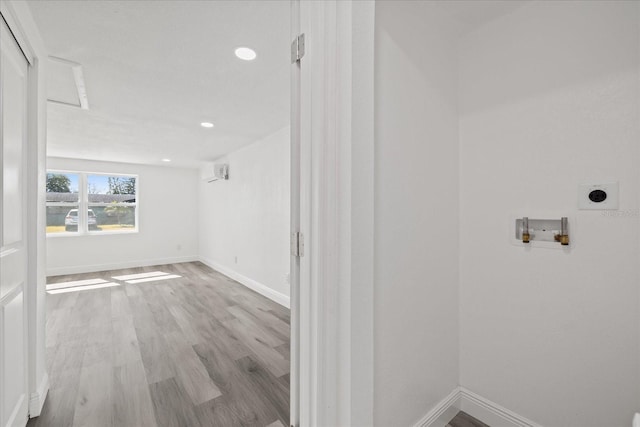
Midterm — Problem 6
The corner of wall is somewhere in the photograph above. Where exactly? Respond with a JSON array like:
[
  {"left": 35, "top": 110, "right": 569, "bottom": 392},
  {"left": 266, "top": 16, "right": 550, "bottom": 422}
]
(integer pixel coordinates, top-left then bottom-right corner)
[
  {"left": 198, "top": 256, "right": 290, "bottom": 308},
  {"left": 412, "top": 388, "right": 462, "bottom": 427},
  {"left": 195, "top": 127, "right": 291, "bottom": 308},
  {"left": 413, "top": 387, "right": 543, "bottom": 427},
  {"left": 28, "top": 373, "right": 49, "bottom": 417}
]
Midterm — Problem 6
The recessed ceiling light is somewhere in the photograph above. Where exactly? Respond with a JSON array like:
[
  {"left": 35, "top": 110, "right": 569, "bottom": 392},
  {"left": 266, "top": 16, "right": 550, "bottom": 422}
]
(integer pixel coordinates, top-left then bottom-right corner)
[
  {"left": 235, "top": 47, "right": 257, "bottom": 61},
  {"left": 161, "top": 158, "right": 171, "bottom": 162},
  {"left": 200, "top": 122, "right": 214, "bottom": 128}
]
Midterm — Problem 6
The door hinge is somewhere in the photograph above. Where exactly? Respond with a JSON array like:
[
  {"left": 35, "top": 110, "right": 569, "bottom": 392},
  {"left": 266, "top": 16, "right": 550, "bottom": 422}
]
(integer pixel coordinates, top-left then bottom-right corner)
[
  {"left": 291, "top": 33, "right": 305, "bottom": 63},
  {"left": 291, "top": 231, "right": 304, "bottom": 257}
]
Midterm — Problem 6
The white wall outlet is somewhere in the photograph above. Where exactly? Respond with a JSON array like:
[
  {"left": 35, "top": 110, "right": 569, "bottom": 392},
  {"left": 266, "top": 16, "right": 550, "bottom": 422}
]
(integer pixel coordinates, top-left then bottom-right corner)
[{"left": 578, "top": 182, "right": 618, "bottom": 210}]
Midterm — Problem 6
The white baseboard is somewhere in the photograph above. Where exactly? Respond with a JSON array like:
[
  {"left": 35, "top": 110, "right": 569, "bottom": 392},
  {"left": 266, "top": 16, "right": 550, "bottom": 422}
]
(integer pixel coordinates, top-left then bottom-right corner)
[
  {"left": 459, "top": 387, "right": 542, "bottom": 427},
  {"left": 6, "top": 394, "right": 27, "bottom": 427},
  {"left": 199, "top": 257, "right": 290, "bottom": 308},
  {"left": 46, "top": 255, "right": 199, "bottom": 276},
  {"left": 29, "top": 372, "right": 49, "bottom": 417},
  {"left": 413, "top": 387, "right": 462, "bottom": 427},
  {"left": 414, "top": 387, "right": 543, "bottom": 427}
]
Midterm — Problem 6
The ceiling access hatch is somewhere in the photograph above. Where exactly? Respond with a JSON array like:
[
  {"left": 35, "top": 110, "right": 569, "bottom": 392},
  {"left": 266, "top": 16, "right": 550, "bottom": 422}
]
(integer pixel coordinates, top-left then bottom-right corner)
[{"left": 47, "top": 56, "right": 89, "bottom": 109}]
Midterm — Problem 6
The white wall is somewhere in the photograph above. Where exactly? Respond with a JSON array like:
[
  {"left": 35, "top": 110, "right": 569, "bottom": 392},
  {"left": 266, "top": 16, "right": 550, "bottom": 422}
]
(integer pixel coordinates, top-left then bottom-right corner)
[
  {"left": 46, "top": 157, "right": 199, "bottom": 275},
  {"left": 459, "top": 2, "right": 640, "bottom": 427},
  {"left": 198, "top": 127, "right": 290, "bottom": 306},
  {"left": 374, "top": 2, "right": 460, "bottom": 426}
]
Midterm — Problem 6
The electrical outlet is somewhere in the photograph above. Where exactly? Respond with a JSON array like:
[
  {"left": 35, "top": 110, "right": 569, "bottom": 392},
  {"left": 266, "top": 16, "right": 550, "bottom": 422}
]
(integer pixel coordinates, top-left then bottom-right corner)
[
  {"left": 578, "top": 182, "right": 619, "bottom": 210},
  {"left": 234, "top": 256, "right": 238, "bottom": 264}
]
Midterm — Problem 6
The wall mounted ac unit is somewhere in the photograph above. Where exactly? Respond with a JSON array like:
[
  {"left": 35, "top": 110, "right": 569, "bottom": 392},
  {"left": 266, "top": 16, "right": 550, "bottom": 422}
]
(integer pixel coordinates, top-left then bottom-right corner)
[{"left": 201, "top": 163, "right": 229, "bottom": 182}]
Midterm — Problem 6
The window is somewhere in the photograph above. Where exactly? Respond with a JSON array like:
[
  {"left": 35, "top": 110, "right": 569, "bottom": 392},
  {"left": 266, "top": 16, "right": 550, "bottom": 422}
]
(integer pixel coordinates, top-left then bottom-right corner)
[
  {"left": 46, "top": 172, "right": 80, "bottom": 234},
  {"left": 46, "top": 171, "right": 138, "bottom": 235}
]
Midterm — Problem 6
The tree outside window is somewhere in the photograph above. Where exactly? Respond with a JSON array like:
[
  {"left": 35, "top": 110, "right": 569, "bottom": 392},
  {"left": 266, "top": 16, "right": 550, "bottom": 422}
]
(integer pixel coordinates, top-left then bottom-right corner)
[{"left": 45, "top": 171, "right": 138, "bottom": 235}]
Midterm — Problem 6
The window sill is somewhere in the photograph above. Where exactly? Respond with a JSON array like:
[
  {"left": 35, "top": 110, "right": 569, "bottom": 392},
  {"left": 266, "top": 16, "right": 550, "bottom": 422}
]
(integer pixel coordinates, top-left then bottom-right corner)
[{"left": 46, "top": 229, "right": 139, "bottom": 238}]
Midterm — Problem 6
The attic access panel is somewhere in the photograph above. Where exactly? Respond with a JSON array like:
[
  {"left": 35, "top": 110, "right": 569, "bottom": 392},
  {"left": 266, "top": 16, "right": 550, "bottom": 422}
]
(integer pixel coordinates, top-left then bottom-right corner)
[{"left": 47, "top": 56, "right": 89, "bottom": 109}]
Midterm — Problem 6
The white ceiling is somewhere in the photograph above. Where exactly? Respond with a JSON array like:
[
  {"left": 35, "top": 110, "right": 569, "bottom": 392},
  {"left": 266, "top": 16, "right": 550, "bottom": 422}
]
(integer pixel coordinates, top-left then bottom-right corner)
[
  {"left": 27, "top": 0, "right": 290, "bottom": 169},
  {"left": 29, "top": 0, "right": 527, "bottom": 169},
  {"left": 434, "top": 0, "right": 530, "bottom": 33}
]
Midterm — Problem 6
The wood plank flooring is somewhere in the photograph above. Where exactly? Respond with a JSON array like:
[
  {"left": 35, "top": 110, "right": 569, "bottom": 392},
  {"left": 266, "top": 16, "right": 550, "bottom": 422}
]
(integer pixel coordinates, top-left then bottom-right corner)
[
  {"left": 447, "top": 411, "right": 490, "bottom": 427},
  {"left": 28, "top": 262, "right": 290, "bottom": 427}
]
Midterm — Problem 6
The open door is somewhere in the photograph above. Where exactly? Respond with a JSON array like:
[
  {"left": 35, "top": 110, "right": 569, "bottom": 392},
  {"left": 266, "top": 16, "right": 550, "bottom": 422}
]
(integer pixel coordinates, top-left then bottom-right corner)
[{"left": 0, "top": 14, "right": 30, "bottom": 427}]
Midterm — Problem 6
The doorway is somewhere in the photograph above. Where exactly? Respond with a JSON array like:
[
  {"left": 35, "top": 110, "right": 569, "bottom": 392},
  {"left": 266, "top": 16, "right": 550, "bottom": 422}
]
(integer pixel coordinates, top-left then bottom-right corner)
[{"left": 26, "top": 1, "right": 296, "bottom": 426}]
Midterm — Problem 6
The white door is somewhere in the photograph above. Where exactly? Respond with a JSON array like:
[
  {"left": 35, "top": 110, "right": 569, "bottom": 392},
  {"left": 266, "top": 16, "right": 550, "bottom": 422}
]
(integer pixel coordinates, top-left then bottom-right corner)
[{"left": 0, "top": 15, "right": 29, "bottom": 427}]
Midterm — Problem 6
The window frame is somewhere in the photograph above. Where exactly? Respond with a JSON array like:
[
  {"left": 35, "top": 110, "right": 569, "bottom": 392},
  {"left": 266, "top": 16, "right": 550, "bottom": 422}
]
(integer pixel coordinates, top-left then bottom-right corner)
[{"left": 46, "top": 169, "right": 139, "bottom": 237}]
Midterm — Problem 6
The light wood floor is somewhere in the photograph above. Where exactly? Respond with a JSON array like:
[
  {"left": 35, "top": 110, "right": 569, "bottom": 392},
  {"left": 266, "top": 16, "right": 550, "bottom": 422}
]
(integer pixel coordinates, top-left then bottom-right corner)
[{"left": 28, "top": 262, "right": 290, "bottom": 427}]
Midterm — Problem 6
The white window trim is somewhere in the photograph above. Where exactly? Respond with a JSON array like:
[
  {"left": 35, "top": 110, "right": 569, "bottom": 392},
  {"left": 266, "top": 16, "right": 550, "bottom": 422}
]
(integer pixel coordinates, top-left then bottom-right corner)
[{"left": 45, "top": 169, "right": 139, "bottom": 237}]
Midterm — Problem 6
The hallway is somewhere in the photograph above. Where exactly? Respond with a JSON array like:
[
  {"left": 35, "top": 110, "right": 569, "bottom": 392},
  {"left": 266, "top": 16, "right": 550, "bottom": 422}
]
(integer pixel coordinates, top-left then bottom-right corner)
[{"left": 28, "top": 262, "right": 290, "bottom": 427}]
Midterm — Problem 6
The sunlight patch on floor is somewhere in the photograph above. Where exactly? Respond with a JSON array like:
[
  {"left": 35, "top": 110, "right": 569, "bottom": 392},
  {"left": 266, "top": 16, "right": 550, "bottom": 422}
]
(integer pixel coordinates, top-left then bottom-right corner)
[
  {"left": 46, "top": 278, "right": 109, "bottom": 291},
  {"left": 47, "top": 281, "right": 121, "bottom": 294},
  {"left": 45, "top": 271, "right": 182, "bottom": 295},
  {"left": 125, "top": 274, "right": 181, "bottom": 284},
  {"left": 111, "top": 271, "right": 172, "bottom": 281}
]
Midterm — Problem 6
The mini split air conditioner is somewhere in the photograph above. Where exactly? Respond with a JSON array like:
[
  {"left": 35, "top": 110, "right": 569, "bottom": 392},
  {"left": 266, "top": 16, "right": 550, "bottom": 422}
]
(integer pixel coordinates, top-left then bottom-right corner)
[{"left": 201, "top": 163, "right": 229, "bottom": 182}]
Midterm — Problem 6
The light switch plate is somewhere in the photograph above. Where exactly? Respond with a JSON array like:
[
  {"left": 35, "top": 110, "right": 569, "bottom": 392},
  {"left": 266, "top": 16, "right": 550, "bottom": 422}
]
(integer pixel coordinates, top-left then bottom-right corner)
[{"left": 578, "top": 182, "right": 618, "bottom": 210}]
